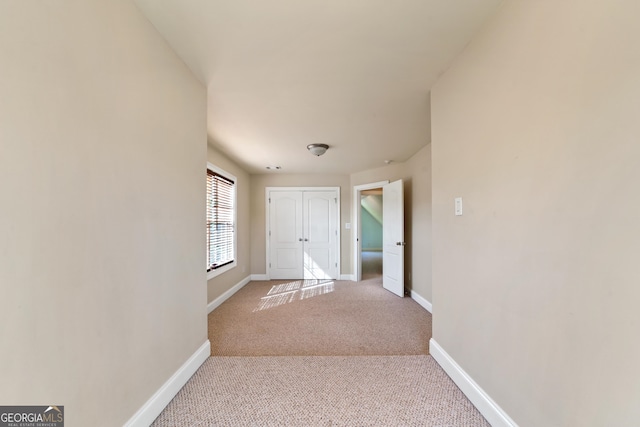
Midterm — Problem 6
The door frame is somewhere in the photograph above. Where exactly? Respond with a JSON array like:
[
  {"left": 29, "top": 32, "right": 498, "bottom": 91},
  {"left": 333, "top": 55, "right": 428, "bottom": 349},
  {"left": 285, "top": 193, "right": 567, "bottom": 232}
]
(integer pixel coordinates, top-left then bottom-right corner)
[
  {"left": 353, "top": 181, "right": 389, "bottom": 282},
  {"left": 266, "top": 187, "right": 341, "bottom": 280}
]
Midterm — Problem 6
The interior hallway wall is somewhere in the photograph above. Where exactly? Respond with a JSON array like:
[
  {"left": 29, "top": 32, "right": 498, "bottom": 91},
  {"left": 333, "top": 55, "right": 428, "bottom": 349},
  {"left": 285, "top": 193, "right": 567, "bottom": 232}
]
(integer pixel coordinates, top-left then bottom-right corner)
[
  {"left": 0, "top": 1, "right": 207, "bottom": 425},
  {"left": 431, "top": 0, "right": 640, "bottom": 425}
]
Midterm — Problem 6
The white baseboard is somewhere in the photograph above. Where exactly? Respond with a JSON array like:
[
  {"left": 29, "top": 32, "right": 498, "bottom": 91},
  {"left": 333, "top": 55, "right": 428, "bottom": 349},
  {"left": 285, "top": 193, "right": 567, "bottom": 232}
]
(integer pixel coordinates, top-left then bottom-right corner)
[
  {"left": 410, "top": 290, "right": 432, "bottom": 313},
  {"left": 339, "top": 274, "right": 355, "bottom": 281},
  {"left": 125, "top": 340, "right": 210, "bottom": 427},
  {"left": 208, "top": 275, "right": 251, "bottom": 313},
  {"left": 429, "top": 339, "right": 518, "bottom": 427}
]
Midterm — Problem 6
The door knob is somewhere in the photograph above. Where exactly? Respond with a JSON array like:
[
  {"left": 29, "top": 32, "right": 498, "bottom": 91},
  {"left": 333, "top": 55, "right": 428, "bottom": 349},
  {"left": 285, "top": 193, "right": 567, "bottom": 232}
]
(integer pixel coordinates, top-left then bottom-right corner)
[
  {"left": 298, "top": 238, "right": 303, "bottom": 241},
  {"left": 304, "top": 238, "right": 309, "bottom": 242}
]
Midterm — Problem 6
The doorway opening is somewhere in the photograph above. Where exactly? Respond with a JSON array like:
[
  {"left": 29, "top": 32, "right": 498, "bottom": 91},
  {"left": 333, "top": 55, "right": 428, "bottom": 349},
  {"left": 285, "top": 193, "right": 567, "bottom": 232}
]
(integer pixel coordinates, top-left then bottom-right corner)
[
  {"left": 360, "top": 188, "right": 383, "bottom": 280},
  {"left": 353, "top": 180, "right": 388, "bottom": 282},
  {"left": 353, "top": 180, "right": 405, "bottom": 297}
]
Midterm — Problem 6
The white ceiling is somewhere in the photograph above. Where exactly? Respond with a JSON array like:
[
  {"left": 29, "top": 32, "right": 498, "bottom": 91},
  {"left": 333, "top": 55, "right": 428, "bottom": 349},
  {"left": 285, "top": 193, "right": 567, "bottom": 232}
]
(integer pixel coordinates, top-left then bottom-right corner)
[{"left": 135, "top": 0, "right": 502, "bottom": 174}]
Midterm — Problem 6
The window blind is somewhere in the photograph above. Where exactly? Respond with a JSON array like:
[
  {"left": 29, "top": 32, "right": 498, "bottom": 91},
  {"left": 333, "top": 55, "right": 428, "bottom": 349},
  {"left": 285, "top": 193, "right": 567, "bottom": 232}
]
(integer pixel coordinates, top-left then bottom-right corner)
[{"left": 206, "top": 169, "right": 235, "bottom": 271}]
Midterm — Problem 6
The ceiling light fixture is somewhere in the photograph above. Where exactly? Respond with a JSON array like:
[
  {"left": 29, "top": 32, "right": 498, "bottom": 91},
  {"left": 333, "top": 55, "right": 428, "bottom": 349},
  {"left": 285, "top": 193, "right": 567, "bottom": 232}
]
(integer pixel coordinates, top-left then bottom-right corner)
[{"left": 307, "top": 143, "right": 329, "bottom": 156}]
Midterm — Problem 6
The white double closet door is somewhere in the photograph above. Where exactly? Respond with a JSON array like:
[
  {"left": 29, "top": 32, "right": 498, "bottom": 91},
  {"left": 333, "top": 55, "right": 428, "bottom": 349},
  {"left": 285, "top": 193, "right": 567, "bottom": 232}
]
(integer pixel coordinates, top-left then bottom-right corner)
[{"left": 268, "top": 188, "right": 339, "bottom": 280}]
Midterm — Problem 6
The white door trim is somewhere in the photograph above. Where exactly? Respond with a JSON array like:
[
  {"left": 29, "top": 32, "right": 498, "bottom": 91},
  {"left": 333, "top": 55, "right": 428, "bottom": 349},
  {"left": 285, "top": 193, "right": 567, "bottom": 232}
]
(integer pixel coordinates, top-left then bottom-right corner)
[
  {"left": 353, "top": 181, "right": 389, "bottom": 282},
  {"left": 266, "top": 187, "right": 341, "bottom": 280}
]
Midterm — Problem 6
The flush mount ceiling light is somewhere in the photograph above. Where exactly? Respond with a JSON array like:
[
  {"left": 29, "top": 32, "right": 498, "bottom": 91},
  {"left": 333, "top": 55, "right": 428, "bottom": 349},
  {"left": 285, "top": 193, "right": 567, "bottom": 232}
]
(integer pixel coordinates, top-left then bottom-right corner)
[{"left": 307, "top": 143, "right": 329, "bottom": 156}]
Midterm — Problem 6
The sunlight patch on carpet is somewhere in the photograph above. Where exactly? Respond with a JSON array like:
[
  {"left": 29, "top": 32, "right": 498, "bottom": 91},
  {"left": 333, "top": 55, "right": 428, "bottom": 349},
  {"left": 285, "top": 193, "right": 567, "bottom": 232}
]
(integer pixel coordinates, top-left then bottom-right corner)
[{"left": 254, "top": 280, "right": 335, "bottom": 312}]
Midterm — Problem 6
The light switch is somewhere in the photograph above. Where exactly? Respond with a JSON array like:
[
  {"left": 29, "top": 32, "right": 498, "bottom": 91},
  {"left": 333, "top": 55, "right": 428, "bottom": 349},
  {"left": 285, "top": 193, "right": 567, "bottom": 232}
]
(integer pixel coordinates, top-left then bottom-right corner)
[
  {"left": 345, "top": 223, "right": 351, "bottom": 229},
  {"left": 455, "top": 197, "right": 463, "bottom": 216}
]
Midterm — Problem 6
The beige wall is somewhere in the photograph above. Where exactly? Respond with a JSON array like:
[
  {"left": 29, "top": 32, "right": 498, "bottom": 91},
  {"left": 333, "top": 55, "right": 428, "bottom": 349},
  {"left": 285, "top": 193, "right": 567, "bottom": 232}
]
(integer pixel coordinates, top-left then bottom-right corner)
[
  {"left": 405, "top": 146, "right": 432, "bottom": 302},
  {"left": 0, "top": 2, "right": 207, "bottom": 426},
  {"left": 206, "top": 145, "right": 251, "bottom": 302},
  {"left": 351, "top": 145, "right": 432, "bottom": 301},
  {"left": 431, "top": 1, "right": 640, "bottom": 425},
  {"left": 250, "top": 174, "right": 351, "bottom": 276}
]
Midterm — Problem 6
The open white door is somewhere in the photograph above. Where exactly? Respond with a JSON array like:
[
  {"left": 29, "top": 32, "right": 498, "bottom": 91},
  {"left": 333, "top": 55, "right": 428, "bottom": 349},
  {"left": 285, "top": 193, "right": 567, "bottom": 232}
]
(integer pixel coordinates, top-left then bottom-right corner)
[{"left": 382, "top": 179, "right": 404, "bottom": 297}]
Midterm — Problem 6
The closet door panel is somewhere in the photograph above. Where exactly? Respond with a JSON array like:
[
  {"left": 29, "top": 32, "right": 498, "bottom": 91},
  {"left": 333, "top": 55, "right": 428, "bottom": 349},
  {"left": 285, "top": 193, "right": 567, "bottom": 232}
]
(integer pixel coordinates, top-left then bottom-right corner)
[
  {"left": 303, "top": 192, "right": 338, "bottom": 280},
  {"left": 269, "top": 191, "right": 303, "bottom": 279},
  {"left": 268, "top": 189, "right": 339, "bottom": 280}
]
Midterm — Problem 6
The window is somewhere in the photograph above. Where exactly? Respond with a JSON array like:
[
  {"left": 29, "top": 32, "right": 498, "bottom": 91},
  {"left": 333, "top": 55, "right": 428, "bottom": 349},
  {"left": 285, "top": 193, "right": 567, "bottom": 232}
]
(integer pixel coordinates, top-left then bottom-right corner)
[{"left": 206, "top": 164, "right": 236, "bottom": 278}]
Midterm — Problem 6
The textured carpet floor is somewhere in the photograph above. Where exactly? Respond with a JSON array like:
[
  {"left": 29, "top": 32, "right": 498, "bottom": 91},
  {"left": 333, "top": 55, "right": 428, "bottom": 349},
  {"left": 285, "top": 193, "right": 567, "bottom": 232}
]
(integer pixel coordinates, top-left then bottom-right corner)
[
  {"left": 208, "top": 276, "right": 432, "bottom": 356},
  {"left": 152, "top": 275, "right": 489, "bottom": 426},
  {"left": 151, "top": 355, "right": 490, "bottom": 427}
]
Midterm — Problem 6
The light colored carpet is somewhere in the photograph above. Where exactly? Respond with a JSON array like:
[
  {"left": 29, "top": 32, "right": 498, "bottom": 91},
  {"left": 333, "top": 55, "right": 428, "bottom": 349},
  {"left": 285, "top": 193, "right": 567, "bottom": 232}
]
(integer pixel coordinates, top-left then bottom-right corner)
[
  {"left": 151, "top": 355, "right": 490, "bottom": 427},
  {"left": 152, "top": 276, "right": 489, "bottom": 426},
  {"left": 208, "top": 276, "right": 432, "bottom": 356}
]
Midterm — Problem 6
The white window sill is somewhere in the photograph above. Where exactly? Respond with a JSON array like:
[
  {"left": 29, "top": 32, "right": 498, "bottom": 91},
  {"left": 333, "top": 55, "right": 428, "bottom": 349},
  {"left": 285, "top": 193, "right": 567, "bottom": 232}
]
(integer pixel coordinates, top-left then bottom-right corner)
[{"left": 207, "top": 261, "right": 237, "bottom": 280}]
